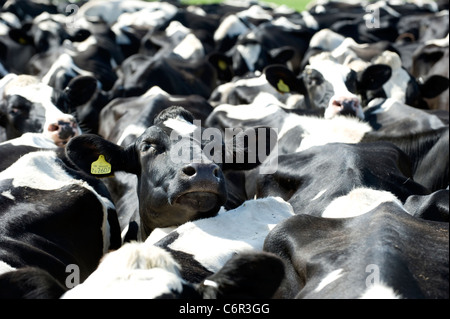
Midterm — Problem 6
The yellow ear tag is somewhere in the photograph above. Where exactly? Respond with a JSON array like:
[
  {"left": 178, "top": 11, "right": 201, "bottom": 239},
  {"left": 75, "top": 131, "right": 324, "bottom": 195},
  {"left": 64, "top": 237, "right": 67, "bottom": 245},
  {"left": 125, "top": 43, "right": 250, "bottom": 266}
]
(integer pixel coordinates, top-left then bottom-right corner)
[
  {"left": 218, "top": 59, "right": 227, "bottom": 71},
  {"left": 18, "top": 37, "right": 27, "bottom": 45},
  {"left": 91, "top": 155, "right": 111, "bottom": 175},
  {"left": 277, "top": 79, "right": 290, "bottom": 93}
]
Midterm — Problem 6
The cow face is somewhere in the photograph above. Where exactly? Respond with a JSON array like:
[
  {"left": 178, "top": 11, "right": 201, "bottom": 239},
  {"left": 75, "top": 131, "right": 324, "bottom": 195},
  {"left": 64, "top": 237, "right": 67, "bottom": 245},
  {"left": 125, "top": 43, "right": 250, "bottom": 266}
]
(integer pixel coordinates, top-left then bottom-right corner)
[
  {"left": 0, "top": 74, "right": 97, "bottom": 146},
  {"left": 8, "top": 12, "right": 89, "bottom": 54},
  {"left": 265, "top": 55, "right": 392, "bottom": 119},
  {"left": 371, "top": 50, "right": 449, "bottom": 110},
  {"left": 66, "top": 107, "right": 274, "bottom": 238}
]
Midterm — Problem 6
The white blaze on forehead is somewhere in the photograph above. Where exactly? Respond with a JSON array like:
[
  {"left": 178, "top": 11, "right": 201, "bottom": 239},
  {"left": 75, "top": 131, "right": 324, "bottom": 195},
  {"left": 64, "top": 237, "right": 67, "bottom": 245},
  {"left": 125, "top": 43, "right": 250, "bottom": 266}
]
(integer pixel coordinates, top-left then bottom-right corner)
[
  {"left": 272, "top": 17, "right": 302, "bottom": 30},
  {"left": 321, "top": 188, "right": 403, "bottom": 219},
  {"left": 373, "top": 51, "right": 410, "bottom": 102},
  {"left": 309, "top": 29, "right": 345, "bottom": 51},
  {"left": 173, "top": 33, "right": 204, "bottom": 60},
  {"left": 61, "top": 244, "right": 184, "bottom": 299},
  {"left": 308, "top": 55, "right": 356, "bottom": 99},
  {"left": 214, "top": 14, "right": 249, "bottom": 42},
  {"left": 163, "top": 197, "right": 295, "bottom": 273},
  {"left": 314, "top": 269, "right": 344, "bottom": 292},
  {"left": 117, "top": 124, "right": 147, "bottom": 146},
  {"left": 237, "top": 43, "right": 262, "bottom": 72},
  {"left": 300, "top": 11, "right": 319, "bottom": 30},
  {"left": 165, "top": 20, "right": 190, "bottom": 41},
  {"left": 238, "top": 5, "right": 273, "bottom": 21},
  {"left": 163, "top": 117, "right": 198, "bottom": 136}
]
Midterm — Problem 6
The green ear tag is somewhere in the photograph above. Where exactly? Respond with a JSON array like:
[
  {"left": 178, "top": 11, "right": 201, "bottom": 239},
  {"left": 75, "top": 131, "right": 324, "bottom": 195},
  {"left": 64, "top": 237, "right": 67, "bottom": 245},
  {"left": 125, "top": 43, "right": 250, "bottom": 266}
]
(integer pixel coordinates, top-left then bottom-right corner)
[
  {"left": 91, "top": 155, "right": 111, "bottom": 175},
  {"left": 218, "top": 60, "right": 227, "bottom": 71},
  {"left": 277, "top": 79, "right": 290, "bottom": 93}
]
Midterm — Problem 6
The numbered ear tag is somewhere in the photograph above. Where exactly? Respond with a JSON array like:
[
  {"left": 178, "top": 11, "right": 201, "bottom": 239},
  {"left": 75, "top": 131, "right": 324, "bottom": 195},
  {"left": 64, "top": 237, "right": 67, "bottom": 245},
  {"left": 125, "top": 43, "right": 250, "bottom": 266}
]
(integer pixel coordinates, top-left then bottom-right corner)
[
  {"left": 277, "top": 79, "right": 290, "bottom": 93},
  {"left": 218, "top": 60, "right": 227, "bottom": 71},
  {"left": 91, "top": 155, "right": 111, "bottom": 175}
]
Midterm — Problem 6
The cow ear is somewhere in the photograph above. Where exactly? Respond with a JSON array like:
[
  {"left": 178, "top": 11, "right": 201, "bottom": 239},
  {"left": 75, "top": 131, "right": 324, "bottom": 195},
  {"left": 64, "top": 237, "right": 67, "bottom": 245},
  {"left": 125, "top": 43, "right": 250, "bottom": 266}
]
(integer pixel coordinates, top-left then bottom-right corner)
[
  {"left": 418, "top": 75, "right": 449, "bottom": 99},
  {"left": 66, "top": 134, "right": 138, "bottom": 177},
  {"left": 222, "top": 126, "right": 277, "bottom": 171},
  {"left": 264, "top": 65, "right": 304, "bottom": 94},
  {"left": 198, "top": 252, "right": 285, "bottom": 299},
  {"left": 63, "top": 76, "right": 98, "bottom": 108},
  {"left": 69, "top": 29, "right": 91, "bottom": 43},
  {"left": 8, "top": 23, "right": 33, "bottom": 46},
  {"left": 208, "top": 53, "right": 233, "bottom": 82},
  {"left": 357, "top": 64, "right": 392, "bottom": 91}
]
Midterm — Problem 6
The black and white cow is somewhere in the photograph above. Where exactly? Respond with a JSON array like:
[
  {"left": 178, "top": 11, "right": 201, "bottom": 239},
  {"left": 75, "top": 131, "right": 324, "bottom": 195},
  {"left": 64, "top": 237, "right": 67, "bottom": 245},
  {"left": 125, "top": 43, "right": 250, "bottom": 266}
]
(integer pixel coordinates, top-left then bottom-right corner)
[
  {"left": 95, "top": 88, "right": 214, "bottom": 240},
  {"left": 149, "top": 196, "right": 294, "bottom": 283},
  {"left": 263, "top": 188, "right": 449, "bottom": 299},
  {"left": 0, "top": 12, "right": 36, "bottom": 75},
  {"left": 65, "top": 106, "right": 276, "bottom": 241},
  {"left": 139, "top": 20, "right": 205, "bottom": 61},
  {"left": 264, "top": 53, "right": 392, "bottom": 119},
  {"left": 295, "top": 29, "right": 449, "bottom": 110},
  {"left": 362, "top": 98, "right": 449, "bottom": 192},
  {"left": 209, "top": 94, "right": 448, "bottom": 194},
  {"left": 98, "top": 86, "right": 213, "bottom": 146},
  {"left": 0, "top": 73, "right": 97, "bottom": 145},
  {"left": 0, "top": 132, "right": 58, "bottom": 172},
  {"left": 61, "top": 196, "right": 292, "bottom": 299},
  {"left": 0, "top": 146, "right": 122, "bottom": 298},
  {"left": 215, "top": 15, "right": 315, "bottom": 81},
  {"left": 61, "top": 244, "right": 284, "bottom": 299},
  {"left": 208, "top": 70, "right": 304, "bottom": 109},
  {"left": 404, "top": 189, "right": 449, "bottom": 222},
  {"left": 206, "top": 92, "right": 374, "bottom": 153},
  {"left": 411, "top": 35, "right": 449, "bottom": 111},
  {"left": 369, "top": 50, "right": 449, "bottom": 110},
  {"left": 111, "top": 53, "right": 219, "bottom": 99},
  {"left": 251, "top": 141, "right": 430, "bottom": 216}
]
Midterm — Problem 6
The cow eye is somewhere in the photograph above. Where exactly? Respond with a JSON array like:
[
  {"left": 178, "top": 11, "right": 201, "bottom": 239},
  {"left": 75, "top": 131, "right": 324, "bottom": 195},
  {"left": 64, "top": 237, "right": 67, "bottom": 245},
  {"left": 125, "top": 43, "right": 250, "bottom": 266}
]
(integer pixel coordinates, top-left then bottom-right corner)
[
  {"left": 140, "top": 143, "right": 154, "bottom": 153},
  {"left": 140, "top": 141, "right": 162, "bottom": 153},
  {"left": 308, "top": 76, "right": 322, "bottom": 86}
]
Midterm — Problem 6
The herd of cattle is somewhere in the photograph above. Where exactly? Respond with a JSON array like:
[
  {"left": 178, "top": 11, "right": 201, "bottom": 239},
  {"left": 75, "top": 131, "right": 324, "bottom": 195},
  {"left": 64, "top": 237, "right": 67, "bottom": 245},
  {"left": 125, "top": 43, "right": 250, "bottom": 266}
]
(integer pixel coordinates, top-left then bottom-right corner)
[{"left": 0, "top": 0, "right": 448, "bottom": 299}]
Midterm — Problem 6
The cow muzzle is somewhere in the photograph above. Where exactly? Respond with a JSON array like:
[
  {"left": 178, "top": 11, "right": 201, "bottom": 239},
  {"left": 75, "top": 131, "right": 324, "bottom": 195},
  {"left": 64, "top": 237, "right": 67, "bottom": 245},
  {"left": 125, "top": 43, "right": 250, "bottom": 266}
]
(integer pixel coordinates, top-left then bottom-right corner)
[
  {"left": 327, "top": 97, "right": 364, "bottom": 119},
  {"left": 47, "top": 119, "right": 80, "bottom": 147},
  {"left": 173, "top": 163, "right": 227, "bottom": 212}
]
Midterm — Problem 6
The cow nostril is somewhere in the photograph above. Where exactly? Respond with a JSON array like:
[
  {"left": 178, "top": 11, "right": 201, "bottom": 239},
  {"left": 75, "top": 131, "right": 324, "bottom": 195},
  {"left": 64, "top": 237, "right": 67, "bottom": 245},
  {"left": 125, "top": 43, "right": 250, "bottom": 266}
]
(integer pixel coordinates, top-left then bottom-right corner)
[
  {"left": 48, "top": 123, "right": 59, "bottom": 132},
  {"left": 183, "top": 165, "right": 197, "bottom": 177},
  {"left": 332, "top": 100, "right": 343, "bottom": 107}
]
